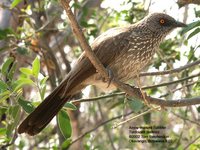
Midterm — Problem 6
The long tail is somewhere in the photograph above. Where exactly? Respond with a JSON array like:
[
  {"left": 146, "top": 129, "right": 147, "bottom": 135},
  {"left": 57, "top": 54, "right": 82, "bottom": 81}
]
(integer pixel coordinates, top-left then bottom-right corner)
[
  {"left": 18, "top": 80, "right": 73, "bottom": 136},
  {"left": 18, "top": 57, "right": 96, "bottom": 135}
]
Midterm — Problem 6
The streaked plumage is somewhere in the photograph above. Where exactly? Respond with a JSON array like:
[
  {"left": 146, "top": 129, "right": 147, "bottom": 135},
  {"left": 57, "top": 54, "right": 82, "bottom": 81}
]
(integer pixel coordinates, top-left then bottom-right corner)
[{"left": 18, "top": 13, "right": 186, "bottom": 135}]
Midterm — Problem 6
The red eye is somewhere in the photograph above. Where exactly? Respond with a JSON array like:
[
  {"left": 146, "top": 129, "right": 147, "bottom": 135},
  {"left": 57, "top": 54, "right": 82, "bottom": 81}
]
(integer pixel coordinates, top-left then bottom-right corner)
[{"left": 159, "top": 19, "right": 165, "bottom": 24}]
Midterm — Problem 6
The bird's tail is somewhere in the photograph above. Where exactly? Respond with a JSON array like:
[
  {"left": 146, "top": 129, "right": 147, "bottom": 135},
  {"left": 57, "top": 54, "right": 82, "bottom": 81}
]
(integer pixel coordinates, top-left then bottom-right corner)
[{"left": 18, "top": 80, "right": 73, "bottom": 136}]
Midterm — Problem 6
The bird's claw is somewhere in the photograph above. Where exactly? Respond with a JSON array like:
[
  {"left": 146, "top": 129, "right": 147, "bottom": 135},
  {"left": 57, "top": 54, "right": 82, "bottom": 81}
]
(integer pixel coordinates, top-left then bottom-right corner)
[
  {"left": 106, "top": 68, "right": 114, "bottom": 88},
  {"left": 101, "top": 67, "right": 114, "bottom": 88}
]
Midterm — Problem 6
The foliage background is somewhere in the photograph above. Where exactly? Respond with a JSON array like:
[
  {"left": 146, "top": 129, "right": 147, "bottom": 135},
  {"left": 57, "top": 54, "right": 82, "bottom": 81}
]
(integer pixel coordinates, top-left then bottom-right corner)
[{"left": 0, "top": 0, "right": 200, "bottom": 149}]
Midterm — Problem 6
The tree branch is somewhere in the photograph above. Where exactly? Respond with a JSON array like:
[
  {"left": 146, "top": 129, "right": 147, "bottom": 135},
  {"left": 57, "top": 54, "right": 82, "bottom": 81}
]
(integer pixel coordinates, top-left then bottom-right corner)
[
  {"left": 60, "top": 0, "right": 109, "bottom": 80},
  {"left": 177, "top": 0, "right": 200, "bottom": 7},
  {"left": 72, "top": 74, "right": 199, "bottom": 104},
  {"left": 71, "top": 92, "right": 124, "bottom": 104},
  {"left": 159, "top": 81, "right": 197, "bottom": 98},
  {"left": 142, "top": 72, "right": 200, "bottom": 90},
  {"left": 139, "top": 59, "right": 200, "bottom": 76},
  {"left": 112, "top": 106, "right": 160, "bottom": 128},
  {"left": 184, "top": 134, "right": 200, "bottom": 150},
  {"left": 97, "top": 102, "right": 116, "bottom": 150},
  {"left": 70, "top": 111, "right": 134, "bottom": 146},
  {"left": 172, "top": 111, "right": 200, "bottom": 126},
  {"left": 60, "top": 0, "right": 200, "bottom": 109}
]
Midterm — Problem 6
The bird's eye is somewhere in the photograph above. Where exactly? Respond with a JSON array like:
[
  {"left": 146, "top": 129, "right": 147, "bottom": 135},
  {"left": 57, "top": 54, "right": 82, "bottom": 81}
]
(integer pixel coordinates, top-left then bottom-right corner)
[{"left": 159, "top": 19, "right": 165, "bottom": 25}]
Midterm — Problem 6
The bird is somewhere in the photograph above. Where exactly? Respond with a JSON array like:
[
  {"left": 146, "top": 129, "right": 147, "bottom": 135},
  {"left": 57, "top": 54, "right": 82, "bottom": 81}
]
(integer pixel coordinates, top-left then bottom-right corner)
[{"left": 18, "top": 13, "right": 187, "bottom": 135}]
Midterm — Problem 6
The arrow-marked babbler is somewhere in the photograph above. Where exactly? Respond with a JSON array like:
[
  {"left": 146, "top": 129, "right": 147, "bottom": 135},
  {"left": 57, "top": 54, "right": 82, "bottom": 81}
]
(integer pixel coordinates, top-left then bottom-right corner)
[{"left": 18, "top": 13, "right": 187, "bottom": 135}]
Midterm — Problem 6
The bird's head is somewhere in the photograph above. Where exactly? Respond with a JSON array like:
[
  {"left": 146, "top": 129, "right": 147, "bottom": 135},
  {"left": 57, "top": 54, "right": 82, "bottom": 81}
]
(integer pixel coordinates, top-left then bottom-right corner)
[{"left": 142, "top": 13, "right": 187, "bottom": 36}]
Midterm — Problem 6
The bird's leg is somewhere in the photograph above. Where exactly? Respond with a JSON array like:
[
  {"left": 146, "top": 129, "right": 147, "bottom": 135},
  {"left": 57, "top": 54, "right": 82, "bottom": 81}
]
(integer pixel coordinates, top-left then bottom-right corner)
[
  {"left": 135, "top": 71, "right": 150, "bottom": 106},
  {"left": 135, "top": 72, "right": 161, "bottom": 111},
  {"left": 106, "top": 67, "right": 114, "bottom": 88},
  {"left": 100, "top": 67, "right": 114, "bottom": 88}
]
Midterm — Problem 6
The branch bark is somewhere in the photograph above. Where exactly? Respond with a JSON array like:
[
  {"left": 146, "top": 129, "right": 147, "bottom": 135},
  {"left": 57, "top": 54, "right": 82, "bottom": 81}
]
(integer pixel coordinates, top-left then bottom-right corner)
[
  {"left": 142, "top": 72, "right": 200, "bottom": 90},
  {"left": 60, "top": 0, "right": 200, "bottom": 109},
  {"left": 71, "top": 79, "right": 197, "bottom": 104},
  {"left": 60, "top": 0, "right": 109, "bottom": 80},
  {"left": 177, "top": 0, "right": 200, "bottom": 7},
  {"left": 139, "top": 59, "right": 200, "bottom": 76}
]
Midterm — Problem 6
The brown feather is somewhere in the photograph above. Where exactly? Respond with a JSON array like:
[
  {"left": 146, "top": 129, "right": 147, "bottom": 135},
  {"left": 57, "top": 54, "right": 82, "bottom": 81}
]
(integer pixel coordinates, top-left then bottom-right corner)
[
  {"left": 18, "top": 13, "right": 186, "bottom": 135},
  {"left": 18, "top": 26, "right": 133, "bottom": 135}
]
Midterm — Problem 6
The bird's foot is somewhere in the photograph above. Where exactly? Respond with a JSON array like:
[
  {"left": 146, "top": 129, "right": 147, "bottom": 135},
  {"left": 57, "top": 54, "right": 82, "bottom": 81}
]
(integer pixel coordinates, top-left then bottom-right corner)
[
  {"left": 135, "top": 73, "right": 151, "bottom": 107},
  {"left": 141, "top": 90, "right": 150, "bottom": 106},
  {"left": 138, "top": 88, "right": 161, "bottom": 111},
  {"left": 107, "top": 67, "right": 114, "bottom": 88},
  {"left": 101, "top": 67, "right": 114, "bottom": 88}
]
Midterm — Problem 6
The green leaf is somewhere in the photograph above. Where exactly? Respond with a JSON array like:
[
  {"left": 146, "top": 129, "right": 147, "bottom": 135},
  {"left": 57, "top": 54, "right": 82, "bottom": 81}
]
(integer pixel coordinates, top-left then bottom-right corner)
[
  {"left": 188, "top": 47, "right": 197, "bottom": 61},
  {"left": 0, "top": 28, "right": 14, "bottom": 40},
  {"left": 0, "top": 128, "right": 6, "bottom": 135},
  {"left": 13, "top": 78, "right": 35, "bottom": 92},
  {"left": 195, "top": 9, "right": 200, "bottom": 18},
  {"left": 0, "top": 90, "right": 10, "bottom": 98},
  {"left": 40, "top": 76, "right": 49, "bottom": 85},
  {"left": 128, "top": 99, "right": 143, "bottom": 113},
  {"left": 19, "top": 68, "right": 33, "bottom": 76},
  {"left": 0, "top": 106, "right": 7, "bottom": 116},
  {"left": 143, "top": 113, "right": 151, "bottom": 124},
  {"left": 58, "top": 110, "right": 72, "bottom": 139},
  {"left": 32, "top": 57, "right": 40, "bottom": 78},
  {"left": 181, "top": 20, "right": 200, "bottom": 35},
  {"left": 18, "top": 97, "right": 35, "bottom": 114},
  {"left": 11, "top": 105, "right": 20, "bottom": 120},
  {"left": 0, "top": 90, "right": 10, "bottom": 102},
  {"left": 61, "top": 139, "right": 72, "bottom": 149},
  {"left": 64, "top": 102, "right": 77, "bottom": 110},
  {"left": 1, "top": 57, "right": 14, "bottom": 76},
  {"left": 16, "top": 47, "right": 28, "bottom": 55},
  {"left": 72, "top": 2, "right": 81, "bottom": 9},
  {"left": 7, "top": 62, "right": 16, "bottom": 80},
  {"left": 40, "top": 85, "right": 46, "bottom": 100},
  {"left": 147, "top": 88, "right": 158, "bottom": 95},
  {"left": 11, "top": 0, "right": 23, "bottom": 9},
  {"left": 0, "top": 29, "right": 8, "bottom": 40},
  {"left": 7, "top": 105, "right": 20, "bottom": 137},
  {"left": 197, "top": 106, "right": 200, "bottom": 113},
  {"left": 187, "top": 28, "right": 200, "bottom": 39},
  {"left": 0, "top": 80, "right": 8, "bottom": 91}
]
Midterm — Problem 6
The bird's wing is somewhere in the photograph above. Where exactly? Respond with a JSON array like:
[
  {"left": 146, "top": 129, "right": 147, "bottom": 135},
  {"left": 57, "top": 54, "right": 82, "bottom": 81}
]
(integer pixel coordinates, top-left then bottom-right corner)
[
  {"left": 17, "top": 26, "right": 134, "bottom": 135},
  {"left": 92, "top": 26, "right": 132, "bottom": 65},
  {"left": 65, "top": 26, "right": 133, "bottom": 92}
]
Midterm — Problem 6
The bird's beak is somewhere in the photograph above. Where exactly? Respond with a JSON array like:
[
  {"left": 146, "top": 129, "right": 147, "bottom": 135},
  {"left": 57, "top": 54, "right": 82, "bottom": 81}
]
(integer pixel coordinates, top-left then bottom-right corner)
[{"left": 175, "top": 21, "right": 187, "bottom": 28}]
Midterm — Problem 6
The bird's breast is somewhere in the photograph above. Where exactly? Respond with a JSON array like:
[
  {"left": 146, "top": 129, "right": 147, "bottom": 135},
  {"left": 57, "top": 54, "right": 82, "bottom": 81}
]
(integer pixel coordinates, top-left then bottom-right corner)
[
  {"left": 83, "top": 37, "right": 159, "bottom": 91},
  {"left": 108, "top": 37, "right": 156, "bottom": 81}
]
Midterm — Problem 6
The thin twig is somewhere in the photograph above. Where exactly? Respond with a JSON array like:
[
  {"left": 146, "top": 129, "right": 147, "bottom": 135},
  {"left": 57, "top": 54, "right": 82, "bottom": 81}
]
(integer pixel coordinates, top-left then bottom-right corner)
[
  {"left": 97, "top": 102, "right": 116, "bottom": 150},
  {"left": 140, "top": 59, "right": 200, "bottom": 76},
  {"left": 142, "top": 72, "right": 200, "bottom": 90},
  {"left": 60, "top": 0, "right": 109, "bottom": 80},
  {"left": 60, "top": 0, "right": 200, "bottom": 111},
  {"left": 54, "top": 36, "right": 71, "bottom": 73},
  {"left": 70, "top": 111, "right": 134, "bottom": 146},
  {"left": 172, "top": 112, "right": 200, "bottom": 126},
  {"left": 71, "top": 73, "right": 199, "bottom": 104},
  {"left": 184, "top": 134, "right": 200, "bottom": 150},
  {"left": 71, "top": 92, "right": 124, "bottom": 104},
  {"left": 175, "top": 107, "right": 188, "bottom": 148},
  {"left": 112, "top": 106, "right": 160, "bottom": 128},
  {"left": 0, "top": 129, "right": 18, "bottom": 149},
  {"left": 159, "top": 81, "right": 197, "bottom": 98}
]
